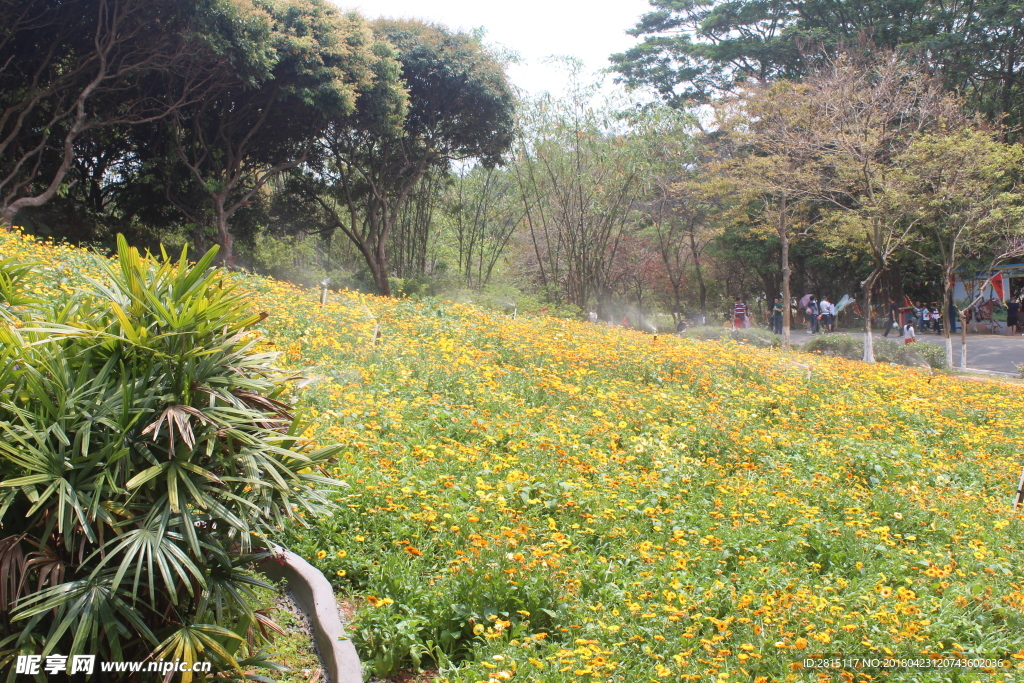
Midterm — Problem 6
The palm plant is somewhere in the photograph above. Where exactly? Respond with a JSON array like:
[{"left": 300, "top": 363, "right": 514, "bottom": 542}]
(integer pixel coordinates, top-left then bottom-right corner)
[{"left": 0, "top": 236, "right": 340, "bottom": 681}]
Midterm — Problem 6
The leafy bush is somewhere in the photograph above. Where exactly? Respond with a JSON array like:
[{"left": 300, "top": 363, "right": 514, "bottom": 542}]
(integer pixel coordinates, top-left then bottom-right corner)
[
  {"left": 679, "top": 325, "right": 782, "bottom": 348},
  {"left": 0, "top": 237, "right": 339, "bottom": 680},
  {"left": 800, "top": 333, "right": 861, "bottom": 359},
  {"left": 803, "top": 334, "right": 948, "bottom": 368}
]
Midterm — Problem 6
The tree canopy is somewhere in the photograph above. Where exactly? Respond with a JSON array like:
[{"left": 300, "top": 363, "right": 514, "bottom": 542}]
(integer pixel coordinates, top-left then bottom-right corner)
[
  {"left": 610, "top": 0, "right": 1024, "bottom": 131},
  {"left": 285, "top": 19, "right": 516, "bottom": 295}
]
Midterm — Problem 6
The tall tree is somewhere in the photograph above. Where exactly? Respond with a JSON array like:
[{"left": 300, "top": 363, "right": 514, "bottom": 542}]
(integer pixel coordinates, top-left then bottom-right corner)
[
  {"left": 294, "top": 19, "right": 515, "bottom": 295},
  {"left": 804, "top": 55, "right": 962, "bottom": 361},
  {"left": 892, "top": 127, "right": 1024, "bottom": 368},
  {"left": 160, "top": 0, "right": 378, "bottom": 266},
  {"left": 611, "top": 0, "right": 1024, "bottom": 131},
  {"left": 0, "top": 0, "right": 213, "bottom": 228},
  {"left": 627, "top": 104, "right": 706, "bottom": 320},
  {"left": 712, "top": 80, "right": 826, "bottom": 350},
  {"left": 448, "top": 166, "right": 526, "bottom": 289},
  {"left": 512, "top": 78, "right": 663, "bottom": 316}
]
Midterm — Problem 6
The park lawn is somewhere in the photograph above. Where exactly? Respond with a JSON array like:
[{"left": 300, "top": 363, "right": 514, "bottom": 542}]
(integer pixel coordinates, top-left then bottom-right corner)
[{"left": 4, "top": 231, "right": 1024, "bottom": 682}]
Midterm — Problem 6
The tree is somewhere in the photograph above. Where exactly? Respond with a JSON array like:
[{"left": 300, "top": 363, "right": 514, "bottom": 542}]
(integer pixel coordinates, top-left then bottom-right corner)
[
  {"left": 610, "top": 0, "right": 1024, "bottom": 131},
  {"left": 296, "top": 19, "right": 515, "bottom": 296},
  {"left": 448, "top": 166, "right": 526, "bottom": 289},
  {"left": 892, "top": 127, "right": 1024, "bottom": 368},
  {"left": 512, "top": 77, "right": 679, "bottom": 317},
  {"left": 627, "top": 105, "right": 707, "bottom": 321},
  {"left": 711, "top": 80, "right": 827, "bottom": 349},
  {"left": 161, "top": 0, "right": 378, "bottom": 266},
  {"left": 0, "top": 0, "right": 215, "bottom": 229},
  {"left": 802, "top": 55, "right": 962, "bottom": 361}
]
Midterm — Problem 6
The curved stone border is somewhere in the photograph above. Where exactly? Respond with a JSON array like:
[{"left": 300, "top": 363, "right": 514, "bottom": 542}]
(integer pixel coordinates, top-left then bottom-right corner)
[{"left": 259, "top": 547, "right": 363, "bottom": 683}]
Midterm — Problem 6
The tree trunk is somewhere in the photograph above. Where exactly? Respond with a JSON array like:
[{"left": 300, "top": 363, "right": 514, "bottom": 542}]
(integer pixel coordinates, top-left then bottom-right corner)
[
  {"left": 779, "top": 195, "right": 791, "bottom": 349},
  {"left": 941, "top": 279, "right": 954, "bottom": 369},
  {"left": 689, "top": 229, "right": 707, "bottom": 316},
  {"left": 372, "top": 236, "right": 391, "bottom": 297},
  {"left": 959, "top": 310, "right": 969, "bottom": 370},
  {"left": 861, "top": 270, "right": 881, "bottom": 363},
  {"left": 214, "top": 200, "right": 234, "bottom": 268}
]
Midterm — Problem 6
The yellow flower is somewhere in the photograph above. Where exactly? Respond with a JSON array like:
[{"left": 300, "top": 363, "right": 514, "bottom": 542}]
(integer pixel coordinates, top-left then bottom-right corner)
[
  {"left": 336, "top": 569, "right": 347, "bottom": 577},
  {"left": 316, "top": 550, "right": 327, "bottom": 559}
]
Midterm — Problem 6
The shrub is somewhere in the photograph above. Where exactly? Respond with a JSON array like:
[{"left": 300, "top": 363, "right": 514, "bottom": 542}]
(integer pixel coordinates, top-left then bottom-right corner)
[
  {"left": 0, "top": 237, "right": 339, "bottom": 680},
  {"left": 800, "top": 334, "right": 861, "bottom": 359},
  {"left": 679, "top": 325, "right": 781, "bottom": 348},
  {"left": 802, "top": 334, "right": 947, "bottom": 369}
]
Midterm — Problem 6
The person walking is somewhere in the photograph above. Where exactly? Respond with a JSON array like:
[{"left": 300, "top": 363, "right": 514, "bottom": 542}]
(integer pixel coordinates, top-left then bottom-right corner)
[
  {"left": 771, "top": 297, "right": 783, "bottom": 334},
  {"left": 733, "top": 297, "right": 747, "bottom": 330},
  {"left": 819, "top": 296, "right": 834, "bottom": 333},
  {"left": 882, "top": 299, "right": 900, "bottom": 337},
  {"left": 1007, "top": 297, "right": 1020, "bottom": 335}
]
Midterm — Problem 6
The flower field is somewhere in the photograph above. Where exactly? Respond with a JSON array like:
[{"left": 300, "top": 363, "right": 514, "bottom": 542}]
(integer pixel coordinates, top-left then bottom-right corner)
[{"left": 4, "top": 232, "right": 1024, "bottom": 682}]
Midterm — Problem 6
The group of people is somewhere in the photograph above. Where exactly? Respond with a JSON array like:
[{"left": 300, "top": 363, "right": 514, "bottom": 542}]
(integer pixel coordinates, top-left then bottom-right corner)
[
  {"left": 882, "top": 296, "right": 1024, "bottom": 337},
  {"left": 964, "top": 297, "right": 1018, "bottom": 334},
  {"left": 732, "top": 295, "right": 838, "bottom": 335},
  {"left": 882, "top": 300, "right": 949, "bottom": 338},
  {"left": 798, "top": 295, "right": 836, "bottom": 335}
]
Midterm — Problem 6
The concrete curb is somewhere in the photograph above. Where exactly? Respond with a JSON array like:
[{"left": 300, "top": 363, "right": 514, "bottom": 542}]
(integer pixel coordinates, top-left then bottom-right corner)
[{"left": 259, "top": 548, "right": 363, "bottom": 683}]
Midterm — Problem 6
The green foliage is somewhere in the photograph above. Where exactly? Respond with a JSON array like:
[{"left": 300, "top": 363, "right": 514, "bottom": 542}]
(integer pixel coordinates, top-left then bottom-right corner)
[
  {"left": 0, "top": 237, "right": 339, "bottom": 680},
  {"left": 0, "top": 257, "right": 45, "bottom": 316},
  {"left": 611, "top": 0, "right": 1024, "bottom": 132},
  {"left": 373, "top": 19, "right": 516, "bottom": 167},
  {"left": 284, "top": 18, "right": 516, "bottom": 296},
  {"left": 680, "top": 325, "right": 782, "bottom": 348},
  {"left": 285, "top": 510, "right": 563, "bottom": 677},
  {"left": 803, "top": 335, "right": 948, "bottom": 369}
]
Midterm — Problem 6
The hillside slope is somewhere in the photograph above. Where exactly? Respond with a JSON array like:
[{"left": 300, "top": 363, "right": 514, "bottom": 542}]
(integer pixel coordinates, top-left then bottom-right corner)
[{"left": 4, "top": 232, "right": 1023, "bottom": 682}]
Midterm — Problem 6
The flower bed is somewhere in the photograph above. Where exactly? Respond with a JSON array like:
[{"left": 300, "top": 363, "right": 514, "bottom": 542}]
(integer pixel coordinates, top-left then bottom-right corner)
[{"left": 5, "top": 232, "right": 1023, "bottom": 683}]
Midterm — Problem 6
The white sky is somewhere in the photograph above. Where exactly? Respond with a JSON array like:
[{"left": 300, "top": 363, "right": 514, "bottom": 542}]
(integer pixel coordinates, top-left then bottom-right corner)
[{"left": 339, "top": 0, "right": 654, "bottom": 97}]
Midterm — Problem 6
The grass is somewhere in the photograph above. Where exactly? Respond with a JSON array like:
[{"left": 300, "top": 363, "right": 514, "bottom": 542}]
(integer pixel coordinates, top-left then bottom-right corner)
[
  {"left": 5, "top": 231, "right": 1024, "bottom": 683},
  {"left": 251, "top": 585, "right": 323, "bottom": 683}
]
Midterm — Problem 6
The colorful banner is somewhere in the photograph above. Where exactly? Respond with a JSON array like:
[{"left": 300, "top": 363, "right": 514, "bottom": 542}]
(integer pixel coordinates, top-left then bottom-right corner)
[{"left": 993, "top": 272, "right": 1004, "bottom": 300}]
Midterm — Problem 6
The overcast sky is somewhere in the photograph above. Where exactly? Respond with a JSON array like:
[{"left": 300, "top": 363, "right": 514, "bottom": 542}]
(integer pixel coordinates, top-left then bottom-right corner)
[{"left": 340, "top": 0, "right": 654, "bottom": 97}]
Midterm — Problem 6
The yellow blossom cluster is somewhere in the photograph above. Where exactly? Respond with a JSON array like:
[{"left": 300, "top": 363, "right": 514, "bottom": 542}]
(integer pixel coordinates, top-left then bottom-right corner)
[{"left": 4, "top": 231, "right": 1023, "bottom": 682}]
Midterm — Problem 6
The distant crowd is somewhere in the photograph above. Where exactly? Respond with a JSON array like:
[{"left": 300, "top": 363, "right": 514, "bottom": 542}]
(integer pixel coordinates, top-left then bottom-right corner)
[{"left": 723, "top": 293, "right": 1023, "bottom": 339}]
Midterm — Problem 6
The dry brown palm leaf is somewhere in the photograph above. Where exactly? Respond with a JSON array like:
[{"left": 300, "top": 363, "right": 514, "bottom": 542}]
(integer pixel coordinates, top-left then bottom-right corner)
[
  {"left": 231, "top": 390, "right": 294, "bottom": 420},
  {"left": 246, "top": 608, "right": 286, "bottom": 651},
  {"left": 24, "top": 544, "right": 65, "bottom": 593},
  {"left": 0, "top": 535, "right": 27, "bottom": 612},
  {"left": 141, "top": 405, "right": 217, "bottom": 456}
]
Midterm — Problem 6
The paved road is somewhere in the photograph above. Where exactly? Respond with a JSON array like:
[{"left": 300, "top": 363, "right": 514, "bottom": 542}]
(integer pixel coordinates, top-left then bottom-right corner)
[{"left": 829, "top": 330, "right": 1023, "bottom": 374}]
